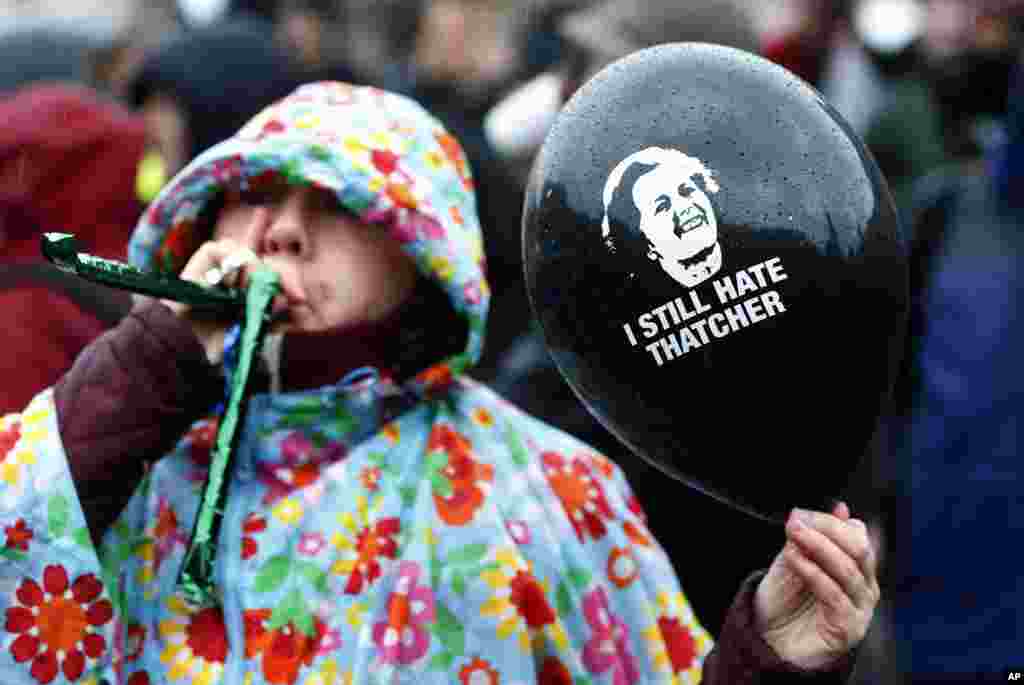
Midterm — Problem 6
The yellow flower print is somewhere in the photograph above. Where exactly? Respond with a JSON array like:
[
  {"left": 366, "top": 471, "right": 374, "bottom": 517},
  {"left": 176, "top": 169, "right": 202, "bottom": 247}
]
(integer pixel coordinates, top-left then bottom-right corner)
[
  {"left": 640, "top": 591, "right": 712, "bottom": 685},
  {"left": 479, "top": 548, "right": 567, "bottom": 653},
  {"left": 303, "top": 658, "right": 346, "bottom": 685},
  {"left": 273, "top": 498, "right": 305, "bottom": 525},
  {"left": 382, "top": 422, "right": 400, "bottom": 444},
  {"left": 0, "top": 401, "right": 49, "bottom": 487},
  {"left": 159, "top": 595, "right": 229, "bottom": 685},
  {"left": 329, "top": 495, "right": 399, "bottom": 594},
  {"left": 295, "top": 113, "right": 321, "bottom": 130},
  {"left": 472, "top": 408, "right": 495, "bottom": 428},
  {"left": 429, "top": 255, "right": 454, "bottom": 281},
  {"left": 425, "top": 150, "right": 446, "bottom": 170},
  {"left": 346, "top": 602, "right": 367, "bottom": 630}
]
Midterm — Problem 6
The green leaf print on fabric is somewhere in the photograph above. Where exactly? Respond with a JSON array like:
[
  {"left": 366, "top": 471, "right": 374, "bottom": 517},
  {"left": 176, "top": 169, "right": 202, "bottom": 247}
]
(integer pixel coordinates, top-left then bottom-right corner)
[
  {"left": 0, "top": 547, "right": 27, "bottom": 562},
  {"left": 429, "top": 651, "right": 455, "bottom": 670},
  {"left": 72, "top": 526, "right": 92, "bottom": 550},
  {"left": 426, "top": 450, "right": 453, "bottom": 498},
  {"left": 268, "top": 587, "right": 315, "bottom": 636},
  {"left": 504, "top": 423, "right": 529, "bottom": 468},
  {"left": 446, "top": 543, "right": 487, "bottom": 568},
  {"left": 47, "top": 493, "right": 69, "bottom": 538},
  {"left": 556, "top": 580, "right": 573, "bottom": 616},
  {"left": 296, "top": 560, "right": 330, "bottom": 594},
  {"left": 568, "top": 567, "right": 592, "bottom": 593},
  {"left": 399, "top": 485, "right": 417, "bottom": 507},
  {"left": 431, "top": 601, "right": 465, "bottom": 657},
  {"left": 254, "top": 554, "right": 292, "bottom": 593}
]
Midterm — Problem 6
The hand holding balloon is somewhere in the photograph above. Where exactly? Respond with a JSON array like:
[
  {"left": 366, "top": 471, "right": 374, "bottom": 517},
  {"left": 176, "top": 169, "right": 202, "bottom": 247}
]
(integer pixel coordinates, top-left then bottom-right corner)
[{"left": 755, "top": 501, "right": 880, "bottom": 669}]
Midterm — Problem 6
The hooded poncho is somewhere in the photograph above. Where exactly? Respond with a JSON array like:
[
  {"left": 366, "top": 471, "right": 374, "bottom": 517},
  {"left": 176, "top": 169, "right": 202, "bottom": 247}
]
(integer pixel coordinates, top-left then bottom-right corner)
[{"left": 0, "top": 83, "right": 725, "bottom": 685}]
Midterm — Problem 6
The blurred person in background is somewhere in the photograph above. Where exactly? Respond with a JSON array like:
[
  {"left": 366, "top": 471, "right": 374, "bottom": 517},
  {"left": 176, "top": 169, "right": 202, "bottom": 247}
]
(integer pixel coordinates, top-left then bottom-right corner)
[
  {"left": 387, "top": 0, "right": 533, "bottom": 386},
  {"left": 847, "top": 0, "right": 949, "bottom": 214},
  {"left": 919, "top": 0, "right": 1023, "bottom": 160},
  {"left": 886, "top": 56, "right": 1024, "bottom": 681},
  {"left": 0, "top": 28, "right": 104, "bottom": 94},
  {"left": 0, "top": 84, "right": 146, "bottom": 413},
  {"left": 126, "top": 18, "right": 307, "bottom": 182}
]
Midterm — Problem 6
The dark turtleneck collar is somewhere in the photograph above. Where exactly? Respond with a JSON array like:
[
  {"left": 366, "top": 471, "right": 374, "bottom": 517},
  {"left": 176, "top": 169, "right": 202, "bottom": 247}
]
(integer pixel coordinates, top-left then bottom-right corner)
[{"left": 256, "top": 277, "right": 469, "bottom": 393}]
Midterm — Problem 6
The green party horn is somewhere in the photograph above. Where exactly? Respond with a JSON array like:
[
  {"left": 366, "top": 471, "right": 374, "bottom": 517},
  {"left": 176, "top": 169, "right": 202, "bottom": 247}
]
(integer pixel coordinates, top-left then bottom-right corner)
[
  {"left": 40, "top": 232, "right": 281, "bottom": 606},
  {"left": 178, "top": 265, "right": 280, "bottom": 606}
]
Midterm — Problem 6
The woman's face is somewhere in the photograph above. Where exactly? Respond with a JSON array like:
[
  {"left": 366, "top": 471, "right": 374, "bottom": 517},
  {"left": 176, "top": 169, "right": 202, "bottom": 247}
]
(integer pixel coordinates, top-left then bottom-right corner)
[
  {"left": 632, "top": 164, "right": 718, "bottom": 262},
  {"left": 213, "top": 176, "right": 418, "bottom": 332}
]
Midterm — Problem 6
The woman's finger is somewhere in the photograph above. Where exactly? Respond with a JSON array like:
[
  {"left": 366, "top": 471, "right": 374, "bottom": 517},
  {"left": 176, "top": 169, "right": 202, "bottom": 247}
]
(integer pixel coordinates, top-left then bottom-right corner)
[
  {"left": 787, "top": 514, "right": 875, "bottom": 609},
  {"left": 782, "top": 538, "right": 853, "bottom": 616},
  {"left": 178, "top": 239, "right": 247, "bottom": 284},
  {"left": 792, "top": 509, "right": 877, "bottom": 590}
]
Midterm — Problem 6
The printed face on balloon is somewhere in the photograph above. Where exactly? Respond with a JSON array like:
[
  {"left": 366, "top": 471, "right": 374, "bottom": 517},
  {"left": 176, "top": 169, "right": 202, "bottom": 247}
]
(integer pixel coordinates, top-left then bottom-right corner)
[{"left": 602, "top": 147, "right": 723, "bottom": 288}]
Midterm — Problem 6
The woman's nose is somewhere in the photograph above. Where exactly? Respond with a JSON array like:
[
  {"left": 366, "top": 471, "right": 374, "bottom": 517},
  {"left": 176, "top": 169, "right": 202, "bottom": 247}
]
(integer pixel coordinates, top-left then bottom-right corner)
[{"left": 260, "top": 190, "right": 309, "bottom": 258}]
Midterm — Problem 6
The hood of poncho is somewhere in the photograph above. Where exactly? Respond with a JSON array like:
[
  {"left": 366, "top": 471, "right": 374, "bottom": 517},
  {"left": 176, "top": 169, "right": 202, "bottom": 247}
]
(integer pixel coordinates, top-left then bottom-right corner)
[{"left": 127, "top": 81, "right": 490, "bottom": 391}]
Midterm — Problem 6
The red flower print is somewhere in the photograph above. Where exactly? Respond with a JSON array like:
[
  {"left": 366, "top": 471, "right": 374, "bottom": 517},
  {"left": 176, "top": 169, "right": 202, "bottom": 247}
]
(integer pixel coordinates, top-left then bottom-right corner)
[
  {"left": 297, "top": 533, "right": 326, "bottom": 557},
  {"left": 607, "top": 547, "right": 639, "bottom": 589},
  {"left": 210, "top": 155, "right": 243, "bottom": 183},
  {"left": 124, "top": 622, "right": 146, "bottom": 662},
  {"left": 261, "top": 119, "right": 286, "bottom": 137},
  {"left": 360, "top": 466, "right": 381, "bottom": 492},
  {"left": 428, "top": 425, "right": 494, "bottom": 526},
  {"left": 450, "top": 205, "right": 465, "bottom": 226},
  {"left": 157, "top": 220, "right": 204, "bottom": 273},
  {"left": 463, "top": 281, "right": 484, "bottom": 306},
  {"left": 587, "top": 452, "right": 616, "bottom": 479},
  {"left": 507, "top": 570, "right": 555, "bottom": 630},
  {"left": 244, "top": 609, "right": 325, "bottom": 685},
  {"left": 582, "top": 587, "right": 639, "bottom": 685},
  {"left": 538, "top": 656, "right": 573, "bottom": 685},
  {"left": 505, "top": 520, "right": 531, "bottom": 545},
  {"left": 187, "top": 419, "right": 219, "bottom": 468},
  {"left": 626, "top": 495, "right": 648, "bottom": 524},
  {"left": 0, "top": 420, "right": 21, "bottom": 460},
  {"left": 371, "top": 561, "right": 435, "bottom": 665},
  {"left": 241, "top": 513, "right": 267, "bottom": 560},
  {"left": 372, "top": 149, "right": 399, "bottom": 175},
  {"left": 186, "top": 608, "right": 230, "bottom": 664},
  {"left": 435, "top": 132, "right": 473, "bottom": 188},
  {"left": 459, "top": 656, "right": 499, "bottom": 685},
  {"left": 415, "top": 364, "right": 454, "bottom": 394},
  {"left": 657, "top": 616, "right": 698, "bottom": 674},
  {"left": 150, "top": 498, "right": 187, "bottom": 574},
  {"left": 6, "top": 566, "right": 111, "bottom": 683},
  {"left": 622, "top": 521, "right": 652, "bottom": 548},
  {"left": 258, "top": 432, "right": 344, "bottom": 505},
  {"left": 345, "top": 517, "right": 400, "bottom": 594},
  {"left": 542, "top": 451, "right": 614, "bottom": 542},
  {"left": 5, "top": 519, "right": 32, "bottom": 551}
]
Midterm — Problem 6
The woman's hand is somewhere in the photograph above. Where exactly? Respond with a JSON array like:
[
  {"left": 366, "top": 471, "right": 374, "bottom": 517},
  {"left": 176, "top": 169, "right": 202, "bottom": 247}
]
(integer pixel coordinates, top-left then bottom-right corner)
[
  {"left": 754, "top": 501, "right": 880, "bottom": 670},
  {"left": 161, "top": 239, "right": 258, "bottom": 365}
]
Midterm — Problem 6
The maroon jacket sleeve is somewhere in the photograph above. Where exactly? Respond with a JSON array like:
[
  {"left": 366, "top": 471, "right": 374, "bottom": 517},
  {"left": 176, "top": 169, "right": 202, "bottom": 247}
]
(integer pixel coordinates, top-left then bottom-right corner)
[
  {"left": 53, "top": 300, "right": 222, "bottom": 544},
  {"left": 702, "top": 571, "right": 857, "bottom": 684}
]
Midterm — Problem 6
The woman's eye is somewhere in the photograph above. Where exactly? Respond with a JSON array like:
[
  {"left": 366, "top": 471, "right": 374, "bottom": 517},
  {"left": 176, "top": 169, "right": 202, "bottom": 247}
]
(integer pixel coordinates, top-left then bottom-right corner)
[
  {"left": 655, "top": 198, "right": 670, "bottom": 214},
  {"left": 240, "top": 189, "right": 275, "bottom": 206},
  {"left": 678, "top": 184, "right": 694, "bottom": 198}
]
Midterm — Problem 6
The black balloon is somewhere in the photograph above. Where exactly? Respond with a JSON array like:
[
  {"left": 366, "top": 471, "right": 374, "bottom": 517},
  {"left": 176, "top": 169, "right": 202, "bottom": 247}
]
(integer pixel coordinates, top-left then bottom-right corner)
[{"left": 523, "top": 43, "right": 908, "bottom": 523}]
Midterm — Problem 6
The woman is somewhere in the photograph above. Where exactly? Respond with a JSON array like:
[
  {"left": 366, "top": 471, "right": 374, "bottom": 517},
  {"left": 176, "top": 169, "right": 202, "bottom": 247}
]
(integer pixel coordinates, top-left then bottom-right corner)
[{"left": 0, "top": 82, "right": 876, "bottom": 685}]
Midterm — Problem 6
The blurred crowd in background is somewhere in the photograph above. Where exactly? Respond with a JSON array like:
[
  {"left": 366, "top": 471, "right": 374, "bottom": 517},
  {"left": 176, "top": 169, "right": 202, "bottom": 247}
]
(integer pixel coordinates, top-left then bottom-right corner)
[{"left": 2, "top": 0, "right": 1023, "bottom": 682}]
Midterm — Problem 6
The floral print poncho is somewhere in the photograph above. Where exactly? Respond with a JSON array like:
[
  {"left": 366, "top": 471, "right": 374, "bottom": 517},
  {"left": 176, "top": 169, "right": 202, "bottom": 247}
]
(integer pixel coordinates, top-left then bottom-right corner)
[{"left": 0, "top": 83, "right": 713, "bottom": 685}]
